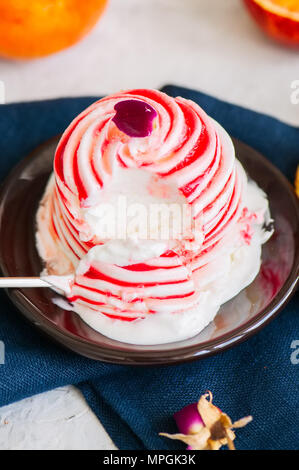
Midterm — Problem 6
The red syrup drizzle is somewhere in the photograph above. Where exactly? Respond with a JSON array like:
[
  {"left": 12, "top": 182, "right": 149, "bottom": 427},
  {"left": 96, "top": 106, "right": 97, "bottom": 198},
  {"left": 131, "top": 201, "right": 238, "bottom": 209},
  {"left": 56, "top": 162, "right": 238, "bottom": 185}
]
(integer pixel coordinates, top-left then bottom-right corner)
[
  {"left": 260, "top": 262, "right": 282, "bottom": 299},
  {"left": 112, "top": 99, "right": 157, "bottom": 138}
]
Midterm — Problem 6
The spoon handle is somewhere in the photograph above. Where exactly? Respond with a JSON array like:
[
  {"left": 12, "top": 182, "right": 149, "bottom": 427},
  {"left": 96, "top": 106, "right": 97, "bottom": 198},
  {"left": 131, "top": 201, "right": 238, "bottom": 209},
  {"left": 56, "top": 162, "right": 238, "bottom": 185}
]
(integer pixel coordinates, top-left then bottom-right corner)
[{"left": 0, "top": 277, "right": 50, "bottom": 288}]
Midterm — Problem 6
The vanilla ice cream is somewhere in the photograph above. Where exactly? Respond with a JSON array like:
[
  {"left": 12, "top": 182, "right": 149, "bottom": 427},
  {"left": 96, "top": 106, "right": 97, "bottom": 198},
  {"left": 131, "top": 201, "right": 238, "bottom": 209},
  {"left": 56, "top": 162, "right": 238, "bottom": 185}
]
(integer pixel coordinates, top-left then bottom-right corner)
[{"left": 36, "top": 89, "right": 272, "bottom": 345}]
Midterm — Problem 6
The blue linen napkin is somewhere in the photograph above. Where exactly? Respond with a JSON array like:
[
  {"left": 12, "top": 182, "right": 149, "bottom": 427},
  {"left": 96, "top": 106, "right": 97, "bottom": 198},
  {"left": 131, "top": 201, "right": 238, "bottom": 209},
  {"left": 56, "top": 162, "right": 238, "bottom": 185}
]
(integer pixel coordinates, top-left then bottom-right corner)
[{"left": 0, "top": 85, "right": 298, "bottom": 450}]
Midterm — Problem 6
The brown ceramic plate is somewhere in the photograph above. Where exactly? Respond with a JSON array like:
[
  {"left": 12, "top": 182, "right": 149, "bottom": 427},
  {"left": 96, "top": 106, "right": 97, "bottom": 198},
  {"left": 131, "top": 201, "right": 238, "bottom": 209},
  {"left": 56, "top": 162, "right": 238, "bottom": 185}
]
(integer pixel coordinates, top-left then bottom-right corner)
[{"left": 0, "top": 137, "right": 298, "bottom": 365}]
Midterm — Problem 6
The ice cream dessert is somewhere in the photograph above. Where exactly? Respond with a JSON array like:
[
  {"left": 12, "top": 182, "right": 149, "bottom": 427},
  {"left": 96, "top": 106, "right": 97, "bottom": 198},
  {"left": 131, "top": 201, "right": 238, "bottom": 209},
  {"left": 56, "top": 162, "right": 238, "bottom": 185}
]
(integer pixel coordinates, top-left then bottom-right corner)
[{"left": 36, "top": 89, "right": 272, "bottom": 345}]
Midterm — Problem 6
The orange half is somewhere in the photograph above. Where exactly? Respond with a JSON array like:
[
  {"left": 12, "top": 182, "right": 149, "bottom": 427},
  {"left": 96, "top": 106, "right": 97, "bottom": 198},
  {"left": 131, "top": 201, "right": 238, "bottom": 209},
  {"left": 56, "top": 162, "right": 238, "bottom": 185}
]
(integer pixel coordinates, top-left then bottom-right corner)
[
  {"left": 244, "top": 0, "right": 299, "bottom": 45},
  {"left": 0, "top": 0, "right": 108, "bottom": 59},
  {"left": 254, "top": 0, "right": 299, "bottom": 19}
]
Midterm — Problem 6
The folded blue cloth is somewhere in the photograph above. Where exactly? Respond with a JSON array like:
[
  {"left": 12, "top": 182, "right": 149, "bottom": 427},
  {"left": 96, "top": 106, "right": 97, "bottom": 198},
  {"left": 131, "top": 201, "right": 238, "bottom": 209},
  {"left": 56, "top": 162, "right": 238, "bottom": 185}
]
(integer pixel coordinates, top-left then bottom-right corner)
[{"left": 0, "top": 85, "right": 298, "bottom": 450}]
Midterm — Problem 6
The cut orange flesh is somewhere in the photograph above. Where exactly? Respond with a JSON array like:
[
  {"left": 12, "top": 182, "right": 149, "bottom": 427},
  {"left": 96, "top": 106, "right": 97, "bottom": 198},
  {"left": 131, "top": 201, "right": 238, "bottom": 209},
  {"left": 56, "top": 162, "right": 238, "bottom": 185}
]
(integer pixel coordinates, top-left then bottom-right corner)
[
  {"left": 253, "top": 0, "right": 299, "bottom": 20},
  {"left": 244, "top": 0, "right": 299, "bottom": 45}
]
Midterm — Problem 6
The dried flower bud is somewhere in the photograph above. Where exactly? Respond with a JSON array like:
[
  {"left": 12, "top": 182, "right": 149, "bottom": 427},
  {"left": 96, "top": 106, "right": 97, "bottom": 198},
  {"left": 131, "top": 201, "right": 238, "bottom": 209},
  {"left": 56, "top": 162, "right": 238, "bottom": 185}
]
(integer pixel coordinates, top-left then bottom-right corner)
[{"left": 160, "top": 391, "right": 252, "bottom": 450}]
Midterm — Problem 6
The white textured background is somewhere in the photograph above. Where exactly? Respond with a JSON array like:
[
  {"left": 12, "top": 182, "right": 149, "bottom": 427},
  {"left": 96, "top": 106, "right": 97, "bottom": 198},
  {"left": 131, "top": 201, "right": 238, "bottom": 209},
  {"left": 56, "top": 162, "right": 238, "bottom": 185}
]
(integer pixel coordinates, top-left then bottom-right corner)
[{"left": 0, "top": 0, "right": 298, "bottom": 450}]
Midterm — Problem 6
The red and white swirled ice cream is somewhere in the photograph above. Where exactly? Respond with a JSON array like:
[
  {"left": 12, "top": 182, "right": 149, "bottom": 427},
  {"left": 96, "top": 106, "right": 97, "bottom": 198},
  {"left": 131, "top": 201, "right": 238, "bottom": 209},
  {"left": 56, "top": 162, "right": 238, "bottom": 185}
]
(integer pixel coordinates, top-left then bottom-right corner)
[{"left": 36, "top": 89, "right": 272, "bottom": 345}]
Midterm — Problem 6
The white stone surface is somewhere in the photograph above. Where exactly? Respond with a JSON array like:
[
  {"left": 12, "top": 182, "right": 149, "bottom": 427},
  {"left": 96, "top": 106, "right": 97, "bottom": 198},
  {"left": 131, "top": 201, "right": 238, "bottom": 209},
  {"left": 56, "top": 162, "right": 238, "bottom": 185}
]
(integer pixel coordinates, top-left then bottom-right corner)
[
  {"left": 0, "top": 0, "right": 298, "bottom": 451},
  {"left": 0, "top": 386, "right": 116, "bottom": 450}
]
